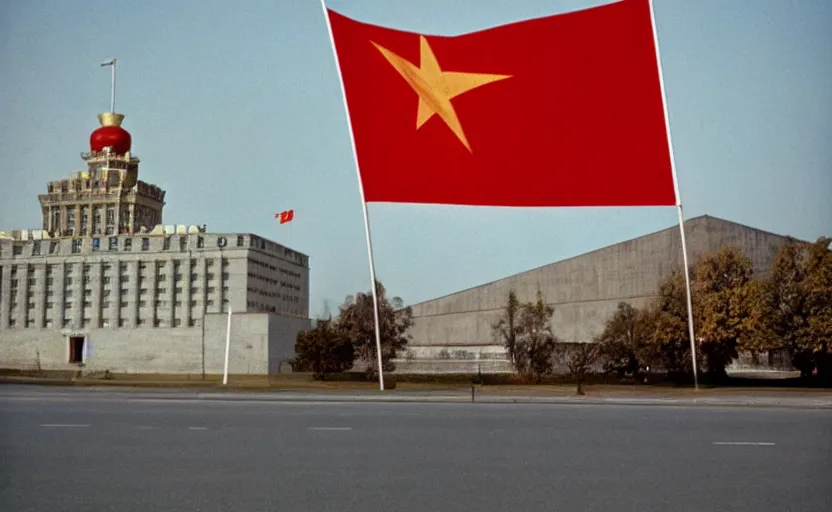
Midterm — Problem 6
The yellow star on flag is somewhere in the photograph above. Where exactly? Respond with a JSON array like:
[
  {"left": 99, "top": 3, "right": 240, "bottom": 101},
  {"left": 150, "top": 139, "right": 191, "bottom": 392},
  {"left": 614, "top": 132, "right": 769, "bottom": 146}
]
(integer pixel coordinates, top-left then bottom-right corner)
[{"left": 371, "top": 35, "right": 511, "bottom": 152}]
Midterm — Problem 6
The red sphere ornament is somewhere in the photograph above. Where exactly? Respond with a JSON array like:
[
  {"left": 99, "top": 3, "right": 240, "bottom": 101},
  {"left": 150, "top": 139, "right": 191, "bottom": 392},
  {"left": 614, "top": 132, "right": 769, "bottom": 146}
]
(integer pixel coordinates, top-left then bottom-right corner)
[{"left": 90, "top": 125, "right": 131, "bottom": 154}]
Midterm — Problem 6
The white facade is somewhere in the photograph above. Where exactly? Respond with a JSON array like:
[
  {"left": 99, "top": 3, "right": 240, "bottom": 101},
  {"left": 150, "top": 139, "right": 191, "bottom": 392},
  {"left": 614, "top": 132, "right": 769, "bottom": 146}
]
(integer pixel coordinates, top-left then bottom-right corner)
[{"left": 0, "top": 231, "right": 309, "bottom": 332}]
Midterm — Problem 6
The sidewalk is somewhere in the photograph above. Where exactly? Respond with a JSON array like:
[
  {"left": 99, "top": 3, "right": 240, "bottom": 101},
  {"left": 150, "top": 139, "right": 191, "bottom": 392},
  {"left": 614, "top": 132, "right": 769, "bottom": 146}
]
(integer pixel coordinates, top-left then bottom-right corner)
[{"left": 3, "top": 380, "right": 831, "bottom": 409}]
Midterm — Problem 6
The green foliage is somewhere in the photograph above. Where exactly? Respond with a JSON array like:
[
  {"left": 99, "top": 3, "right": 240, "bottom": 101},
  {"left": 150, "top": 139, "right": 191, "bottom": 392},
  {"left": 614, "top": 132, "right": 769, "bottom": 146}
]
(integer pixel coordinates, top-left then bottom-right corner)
[
  {"left": 596, "top": 302, "right": 652, "bottom": 377},
  {"left": 765, "top": 237, "right": 832, "bottom": 379},
  {"left": 337, "top": 280, "right": 413, "bottom": 379},
  {"left": 294, "top": 320, "right": 355, "bottom": 380},
  {"left": 492, "top": 290, "right": 561, "bottom": 383}
]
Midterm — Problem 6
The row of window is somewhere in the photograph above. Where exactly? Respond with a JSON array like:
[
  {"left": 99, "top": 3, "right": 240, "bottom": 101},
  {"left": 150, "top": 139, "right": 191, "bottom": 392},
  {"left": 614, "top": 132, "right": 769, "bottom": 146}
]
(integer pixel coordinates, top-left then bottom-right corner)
[
  {"left": 4, "top": 299, "right": 231, "bottom": 330},
  {"left": 9, "top": 317, "right": 200, "bottom": 329}
]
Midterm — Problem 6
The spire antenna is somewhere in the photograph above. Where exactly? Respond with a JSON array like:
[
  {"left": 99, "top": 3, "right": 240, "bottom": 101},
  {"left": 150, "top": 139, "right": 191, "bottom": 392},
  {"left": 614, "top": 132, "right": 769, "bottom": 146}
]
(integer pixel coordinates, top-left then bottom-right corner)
[{"left": 101, "top": 58, "right": 117, "bottom": 112}]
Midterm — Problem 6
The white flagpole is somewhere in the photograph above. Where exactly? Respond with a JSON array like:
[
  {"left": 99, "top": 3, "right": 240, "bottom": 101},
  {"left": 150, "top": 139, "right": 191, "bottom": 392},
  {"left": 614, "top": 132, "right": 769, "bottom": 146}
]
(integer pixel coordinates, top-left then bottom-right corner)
[
  {"left": 223, "top": 307, "right": 232, "bottom": 385},
  {"left": 101, "top": 58, "right": 117, "bottom": 113},
  {"left": 110, "top": 59, "right": 116, "bottom": 113},
  {"left": 320, "top": 0, "right": 386, "bottom": 391},
  {"left": 648, "top": 0, "right": 699, "bottom": 389}
]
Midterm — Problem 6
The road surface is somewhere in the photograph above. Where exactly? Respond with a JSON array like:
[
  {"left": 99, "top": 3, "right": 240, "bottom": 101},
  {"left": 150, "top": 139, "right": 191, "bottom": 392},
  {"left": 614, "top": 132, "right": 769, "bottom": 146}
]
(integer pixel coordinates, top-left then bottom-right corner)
[{"left": 1, "top": 386, "right": 830, "bottom": 511}]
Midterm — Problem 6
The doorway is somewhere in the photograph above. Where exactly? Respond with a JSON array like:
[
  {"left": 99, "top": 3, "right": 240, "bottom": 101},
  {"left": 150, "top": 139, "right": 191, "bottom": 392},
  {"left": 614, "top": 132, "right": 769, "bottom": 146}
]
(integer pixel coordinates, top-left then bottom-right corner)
[{"left": 69, "top": 336, "right": 85, "bottom": 364}]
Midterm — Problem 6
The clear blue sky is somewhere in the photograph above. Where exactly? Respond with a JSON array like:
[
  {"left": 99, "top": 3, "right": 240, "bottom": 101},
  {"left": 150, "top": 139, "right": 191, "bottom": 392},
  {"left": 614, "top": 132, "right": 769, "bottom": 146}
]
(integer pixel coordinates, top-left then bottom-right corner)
[{"left": 2, "top": 0, "right": 830, "bottom": 317}]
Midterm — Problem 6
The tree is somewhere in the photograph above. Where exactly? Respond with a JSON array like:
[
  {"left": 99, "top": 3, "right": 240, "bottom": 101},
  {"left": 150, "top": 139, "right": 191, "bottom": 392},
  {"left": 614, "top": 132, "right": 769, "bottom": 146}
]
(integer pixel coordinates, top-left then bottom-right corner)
[
  {"left": 493, "top": 290, "right": 560, "bottom": 383},
  {"left": 693, "top": 247, "right": 755, "bottom": 378},
  {"left": 640, "top": 270, "right": 700, "bottom": 381},
  {"left": 596, "top": 302, "right": 652, "bottom": 377},
  {"left": 493, "top": 290, "right": 522, "bottom": 372},
  {"left": 517, "top": 290, "right": 561, "bottom": 382},
  {"left": 768, "top": 238, "right": 813, "bottom": 377},
  {"left": 337, "top": 280, "right": 413, "bottom": 379},
  {"left": 294, "top": 319, "right": 355, "bottom": 380},
  {"left": 803, "top": 237, "right": 832, "bottom": 382},
  {"left": 567, "top": 343, "right": 600, "bottom": 395},
  {"left": 739, "top": 278, "right": 780, "bottom": 356}
]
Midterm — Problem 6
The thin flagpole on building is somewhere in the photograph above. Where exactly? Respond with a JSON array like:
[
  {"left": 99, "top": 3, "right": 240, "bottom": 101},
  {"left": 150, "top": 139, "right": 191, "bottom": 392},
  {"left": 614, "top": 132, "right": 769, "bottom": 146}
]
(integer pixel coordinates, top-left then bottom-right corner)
[
  {"left": 320, "top": 0, "right": 386, "bottom": 391},
  {"left": 101, "top": 58, "right": 116, "bottom": 113},
  {"left": 648, "top": 0, "right": 699, "bottom": 389}
]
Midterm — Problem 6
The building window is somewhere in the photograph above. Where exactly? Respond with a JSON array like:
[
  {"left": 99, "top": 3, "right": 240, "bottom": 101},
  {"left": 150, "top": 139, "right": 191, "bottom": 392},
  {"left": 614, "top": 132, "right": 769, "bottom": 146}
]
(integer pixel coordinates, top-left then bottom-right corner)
[
  {"left": 174, "top": 319, "right": 182, "bottom": 327},
  {"left": 109, "top": 236, "right": 118, "bottom": 250},
  {"left": 13, "top": 245, "right": 22, "bottom": 256},
  {"left": 64, "top": 277, "right": 72, "bottom": 286},
  {"left": 141, "top": 237, "right": 150, "bottom": 251},
  {"left": 92, "top": 238, "right": 101, "bottom": 251},
  {"left": 32, "top": 242, "right": 41, "bottom": 256},
  {"left": 71, "top": 239, "right": 82, "bottom": 253},
  {"left": 197, "top": 237, "right": 204, "bottom": 248},
  {"left": 163, "top": 237, "right": 170, "bottom": 250},
  {"left": 237, "top": 235, "right": 244, "bottom": 247},
  {"left": 124, "top": 238, "right": 132, "bottom": 251}
]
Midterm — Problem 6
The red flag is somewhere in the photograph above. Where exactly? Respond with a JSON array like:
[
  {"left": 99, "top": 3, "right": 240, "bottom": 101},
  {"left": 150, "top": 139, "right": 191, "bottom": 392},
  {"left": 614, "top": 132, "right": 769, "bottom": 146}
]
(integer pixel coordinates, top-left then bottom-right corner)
[
  {"left": 326, "top": 0, "right": 676, "bottom": 207},
  {"left": 277, "top": 210, "right": 294, "bottom": 224}
]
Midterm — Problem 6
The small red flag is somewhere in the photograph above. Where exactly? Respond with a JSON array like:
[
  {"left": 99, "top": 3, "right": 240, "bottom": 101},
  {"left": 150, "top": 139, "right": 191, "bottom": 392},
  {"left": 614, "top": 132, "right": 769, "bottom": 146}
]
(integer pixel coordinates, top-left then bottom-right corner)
[
  {"left": 326, "top": 0, "right": 676, "bottom": 207},
  {"left": 276, "top": 210, "right": 294, "bottom": 224}
]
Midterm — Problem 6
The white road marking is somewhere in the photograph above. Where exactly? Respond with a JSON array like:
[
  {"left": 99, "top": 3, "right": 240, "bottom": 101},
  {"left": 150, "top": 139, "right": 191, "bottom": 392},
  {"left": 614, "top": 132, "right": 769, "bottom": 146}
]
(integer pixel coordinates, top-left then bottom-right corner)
[
  {"left": 713, "top": 442, "right": 775, "bottom": 446},
  {"left": 188, "top": 426, "right": 208, "bottom": 430},
  {"left": 307, "top": 427, "right": 352, "bottom": 431},
  {"left": 40, "top": 424, "right": 90, "bottom": 428}
]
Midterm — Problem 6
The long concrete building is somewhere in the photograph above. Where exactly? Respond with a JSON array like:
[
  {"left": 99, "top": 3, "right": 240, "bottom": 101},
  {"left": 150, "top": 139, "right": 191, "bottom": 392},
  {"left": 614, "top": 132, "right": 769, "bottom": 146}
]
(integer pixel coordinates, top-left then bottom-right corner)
[
  {"left": 1, "top": 100, "right": 310, "bottom": 376},
  {"left": 395, "top": 215, "right": 794, "bottom": 373}
]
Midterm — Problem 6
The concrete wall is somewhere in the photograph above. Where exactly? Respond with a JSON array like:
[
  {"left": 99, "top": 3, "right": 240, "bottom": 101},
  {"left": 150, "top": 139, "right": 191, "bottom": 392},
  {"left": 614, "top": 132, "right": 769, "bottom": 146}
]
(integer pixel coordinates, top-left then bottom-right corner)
[
  {"left": 0, "top": 311, "right": 309, "bottom": 375},
  {"left": 408, "top": 216, "right": 794, "bottom": 349},
  {"left": 267, "top": 315, "right": 312, "bottom": 374}
]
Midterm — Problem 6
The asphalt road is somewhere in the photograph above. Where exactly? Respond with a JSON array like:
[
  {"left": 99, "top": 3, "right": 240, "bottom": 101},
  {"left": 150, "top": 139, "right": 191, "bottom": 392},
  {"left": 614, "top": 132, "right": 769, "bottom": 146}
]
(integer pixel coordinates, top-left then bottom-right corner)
[{"left": 1, "top": 386, "right": 830, "bottom": 511}]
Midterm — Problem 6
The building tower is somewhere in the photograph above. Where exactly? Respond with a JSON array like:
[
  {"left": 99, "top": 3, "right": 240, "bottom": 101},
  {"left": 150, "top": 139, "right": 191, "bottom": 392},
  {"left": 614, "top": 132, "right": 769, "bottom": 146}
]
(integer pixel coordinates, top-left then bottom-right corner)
[{"left": 37, "top": 61, "right": 165, "bottom": 238}]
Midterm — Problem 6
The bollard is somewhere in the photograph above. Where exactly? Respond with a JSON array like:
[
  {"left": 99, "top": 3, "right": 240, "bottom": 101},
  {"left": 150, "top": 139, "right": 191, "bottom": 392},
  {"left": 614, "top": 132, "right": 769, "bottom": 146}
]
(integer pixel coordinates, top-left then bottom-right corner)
[{"left": 471, "top": 384, "right": 475, "bottom": 403}]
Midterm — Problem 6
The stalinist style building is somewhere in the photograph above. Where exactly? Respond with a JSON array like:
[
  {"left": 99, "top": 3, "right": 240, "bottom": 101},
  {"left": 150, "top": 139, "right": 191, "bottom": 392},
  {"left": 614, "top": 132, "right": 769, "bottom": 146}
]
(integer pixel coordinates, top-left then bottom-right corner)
[
  {"left": 0, "top": 63, "right": 310, "bottom": 376},
  {"left": 38, "top": 111, "right": 165, "bottom": 238}
]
